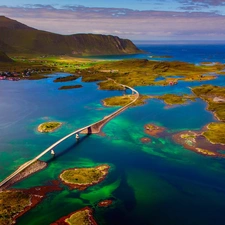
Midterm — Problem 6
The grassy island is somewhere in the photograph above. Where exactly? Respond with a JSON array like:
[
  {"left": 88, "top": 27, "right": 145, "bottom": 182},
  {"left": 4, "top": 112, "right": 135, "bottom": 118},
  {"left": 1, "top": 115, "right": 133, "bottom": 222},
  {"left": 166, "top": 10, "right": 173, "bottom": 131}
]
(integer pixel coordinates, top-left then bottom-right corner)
[
  {"left": 103, "top": 94, "right": 149, "bottom": 107},
  {"left": 51, "top": 207, "right": 97, "bottom": 225},
  {"left": 0, "top": 183, "right": 61, "bottom": 225},
  {"left": 203, "top": 122, "right": 225, "bottom": 144},
  {"left": 54, "top": 75, "right": 79, "bottom": 82},
  {"left": 192, "top": 85, "right": 225, "bottom": 121},
  {"left": 38, "top": 122, "right": 62, "bottom": 133},
  {"left": 0, "top": 191, "right": 30, "bottom": 225},
  {"left": 144, "top": 123, "right": 166, "bottom": 137},
  {"left": 173, "top": 127, "right": 225, "bottom": 157},
  {"left": 157, "top": 94, "right": 196, "bottom": 105},
  {"left": 59, "top": 164, "right": 110, "bottom": 190},
  {"left": 59, "top": 85, "right": 82, "bottom": 90}
]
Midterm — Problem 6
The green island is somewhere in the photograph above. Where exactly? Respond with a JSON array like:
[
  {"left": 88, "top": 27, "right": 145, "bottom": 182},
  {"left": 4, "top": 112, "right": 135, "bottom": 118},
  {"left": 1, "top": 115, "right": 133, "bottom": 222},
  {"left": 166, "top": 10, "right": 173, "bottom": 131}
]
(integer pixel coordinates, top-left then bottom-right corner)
[
  {"left": 157, "top": 94, "right": 196, "bottom": 105},
  {"left": 0, "top": 183, "right": 61, "bottom": 225},
  {"left": 102, "top": 94, "right": 149, "bottom": 107},
  {"left": 173, "top": 126, "right": 225, "bottom": 157},
  {"left": 51, "top": 207, "right": 97, "bottom": 225},
  {"left": 54, "top": 75, "right": 79, "bottom": 82},
  {"left": 203, "top": 122, "right": 225, "bottom": 145},
  {"left": 59, "top": 164, "right": 110, "bottom": 190},
  {"left": 37, "top": 122, "right": 62, "bottom": 133},
  {"left": 192, "top": 85, "right": 225, "bottom": 121},
  {"left": 59, "top": 85, "right": 83, "bottom": 90},
  {"left": 0, "top": 191, "right": 30, "bottom": 225}
]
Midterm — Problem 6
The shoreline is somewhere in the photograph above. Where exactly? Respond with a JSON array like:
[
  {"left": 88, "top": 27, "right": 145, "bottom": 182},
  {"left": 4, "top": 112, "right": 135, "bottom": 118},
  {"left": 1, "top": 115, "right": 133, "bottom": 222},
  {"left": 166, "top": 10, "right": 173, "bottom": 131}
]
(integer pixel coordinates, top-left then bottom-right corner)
[
  {"left": 59, "top": 165, "right": 110, "bottom": 191},
  {"left": 0, "top": 160, "right": 47, "bottom": 191},
  {"left": 37, "top": 122, "right": 62, "bottom": 133},
  {"left": 51, "top": 206, "right": 97, "bottom": 225}
]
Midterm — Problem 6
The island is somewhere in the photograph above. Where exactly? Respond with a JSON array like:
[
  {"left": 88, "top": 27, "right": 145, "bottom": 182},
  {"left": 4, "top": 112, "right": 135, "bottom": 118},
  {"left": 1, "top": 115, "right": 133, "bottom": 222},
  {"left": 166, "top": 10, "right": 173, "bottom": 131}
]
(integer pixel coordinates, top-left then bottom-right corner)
[
  {"left": 58, "top": 85, "right": 83, "bottom": 90},
  {"left": 144, "top": 123, "right": 166, "bottom": 137},
  {"left": 51, "top": 207, "right": 97, "bottom": 225},
  {"left": 140, "top": 137, "right": 152, "bottom": 143},
  {"left": 0, "top": 182, "right": 61, "bottom": 225},
  {"left": 37, "top": 121, "right": 62, "bottom": 133},
  {"left": 172, "top": 123, "right": 225, "bottom": 157},
  {"left": 157, "top": 94, "right": 196, "bottom": 105},
  {"left": 97, "top": 200, "right": 113, "bottom": 208},
  {"left": 102, "top": 95, "right": 150, "bottom": 107},
  {"left": 59, "top": 165, "right": 110, "bottom": 190},
  {"left": 203, "top": 122, "right": 225, "bottom": 145},
  {"left": 54, "top": 75, "right": 79, "bottom": 83},
  {"left": 192, "top": 85, "right": 225, "bottom": 121}
]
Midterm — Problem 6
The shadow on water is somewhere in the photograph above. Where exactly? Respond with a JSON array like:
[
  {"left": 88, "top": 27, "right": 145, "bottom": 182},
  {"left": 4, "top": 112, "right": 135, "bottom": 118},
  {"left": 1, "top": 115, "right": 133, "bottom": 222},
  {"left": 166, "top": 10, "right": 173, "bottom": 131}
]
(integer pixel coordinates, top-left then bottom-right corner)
[{"left": 46, "top": 134, "right": 91, "bottom": 163}]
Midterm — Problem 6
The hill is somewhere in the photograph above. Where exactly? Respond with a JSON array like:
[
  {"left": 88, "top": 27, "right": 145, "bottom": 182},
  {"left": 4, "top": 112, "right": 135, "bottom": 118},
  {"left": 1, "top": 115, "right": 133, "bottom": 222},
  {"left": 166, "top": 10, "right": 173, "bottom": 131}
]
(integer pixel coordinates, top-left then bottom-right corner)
[
  {"left": 0, "top": 51, "right": 13, "bottom": 62},
  {"left": 0, "top": 16, "right": 142, "bottom": 56}
]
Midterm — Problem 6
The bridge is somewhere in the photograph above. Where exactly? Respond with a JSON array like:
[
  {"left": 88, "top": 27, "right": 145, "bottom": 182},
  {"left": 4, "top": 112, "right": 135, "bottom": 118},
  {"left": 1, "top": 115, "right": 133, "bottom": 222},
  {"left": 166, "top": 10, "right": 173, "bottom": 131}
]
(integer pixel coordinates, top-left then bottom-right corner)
[{"left": 0, "top": 83, "right": 139, "bottom": 190}]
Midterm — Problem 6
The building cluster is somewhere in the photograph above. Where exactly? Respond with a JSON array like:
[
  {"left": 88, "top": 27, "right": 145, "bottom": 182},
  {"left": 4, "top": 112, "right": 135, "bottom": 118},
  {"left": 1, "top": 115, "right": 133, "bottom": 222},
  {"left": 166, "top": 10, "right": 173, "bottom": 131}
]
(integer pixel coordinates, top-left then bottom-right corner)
[{"left": 0, "top": 68, "right": 53, "bottom": 81}]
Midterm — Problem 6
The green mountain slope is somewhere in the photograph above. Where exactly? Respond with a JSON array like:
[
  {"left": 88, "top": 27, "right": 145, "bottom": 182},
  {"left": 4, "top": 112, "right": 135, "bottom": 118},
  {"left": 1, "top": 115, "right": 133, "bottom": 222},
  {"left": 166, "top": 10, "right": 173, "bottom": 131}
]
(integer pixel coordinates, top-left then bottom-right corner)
[
  {"left": 0, "top": 16, "right": 142, "bottom": 56},
  {"left": 0, "top": 51, "right": 13, "bottom": 62}
]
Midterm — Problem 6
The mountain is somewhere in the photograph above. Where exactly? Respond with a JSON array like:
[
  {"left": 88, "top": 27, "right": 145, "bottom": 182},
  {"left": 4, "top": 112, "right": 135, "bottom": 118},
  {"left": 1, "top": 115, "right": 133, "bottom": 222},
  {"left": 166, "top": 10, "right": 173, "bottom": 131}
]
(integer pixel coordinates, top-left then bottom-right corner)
[
  {"left": 0, "top": 51, "right": 13, "bottom": 63},
  {"left": 0, "top": 16, "right": 142, "bottom": 56}
]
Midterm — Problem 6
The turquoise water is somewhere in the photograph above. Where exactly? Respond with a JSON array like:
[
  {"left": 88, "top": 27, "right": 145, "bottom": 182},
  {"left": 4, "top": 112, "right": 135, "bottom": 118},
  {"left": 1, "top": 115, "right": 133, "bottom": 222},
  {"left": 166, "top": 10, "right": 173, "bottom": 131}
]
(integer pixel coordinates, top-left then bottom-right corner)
[{"left": 1, "top": 45, "right": 225, "bottom": 225}]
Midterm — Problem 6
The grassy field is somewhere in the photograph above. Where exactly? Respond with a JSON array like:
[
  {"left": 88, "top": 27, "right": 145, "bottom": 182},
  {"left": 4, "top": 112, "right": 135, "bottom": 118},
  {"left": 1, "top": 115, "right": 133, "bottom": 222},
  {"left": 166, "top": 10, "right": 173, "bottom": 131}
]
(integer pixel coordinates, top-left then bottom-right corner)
[
  {"left": 203, "top": 122, "right": 225, "bottom": 144},
  {"left": 192, "top": 85, "right": 225, "bottom": 121},
  {"left": 103, "top": 94, "right": 150, "bottom": 107},
  {"left": 0, "top": 191, "right": 30, "bottom": 225},
  {"left": 157, "top": 94, "right": 196, "bottom": 105},
  {"left": 60, "top": 165, "right": 109, "bottom": 185},
  {"left": 37, "top": 122, "right": 62, "bottom": 133}
]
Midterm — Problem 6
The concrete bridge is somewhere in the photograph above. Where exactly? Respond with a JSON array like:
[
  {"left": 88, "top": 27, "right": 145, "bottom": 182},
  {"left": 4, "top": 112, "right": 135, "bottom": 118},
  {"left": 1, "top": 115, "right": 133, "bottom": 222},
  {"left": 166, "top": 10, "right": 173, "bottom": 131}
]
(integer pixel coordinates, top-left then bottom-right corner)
[{"left": 0, "top": 83, "right": 139, "bottom": 189}]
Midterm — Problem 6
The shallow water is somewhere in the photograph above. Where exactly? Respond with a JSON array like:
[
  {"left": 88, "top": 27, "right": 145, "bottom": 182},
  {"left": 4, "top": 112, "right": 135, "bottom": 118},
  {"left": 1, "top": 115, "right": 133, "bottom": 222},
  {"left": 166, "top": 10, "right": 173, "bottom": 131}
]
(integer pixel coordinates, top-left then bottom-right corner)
[{"left": 1, "top": 45, "right": 225, "bottom": 225}]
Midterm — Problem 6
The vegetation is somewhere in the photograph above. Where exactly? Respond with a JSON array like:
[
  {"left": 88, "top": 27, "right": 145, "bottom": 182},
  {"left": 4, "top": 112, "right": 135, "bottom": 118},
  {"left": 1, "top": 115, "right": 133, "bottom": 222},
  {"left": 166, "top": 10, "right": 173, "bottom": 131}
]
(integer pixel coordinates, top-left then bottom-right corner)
[
  {"left": 0, "top": 16, "right": 141, "bottom": 56},
  {"left": 65, "top": 208, "right": 97, "bottom": 225},
  {"left": 59, "top": 85, "right": 83, "bottom": 90},
  {"left": 98, "top": 79, "right": 125, "bottom": 90},
  {"left": 54, "top": 75, "right": 79, "bottom": 82},
  {"left": 157, "top": 94, "right": 196, "bottom": 105},
  {"left": 203, "top": 122, "right": 225, "bottom": 144},
  {"left": 77, "top": 59, "right": 225, "bottom": 88},
  {"left": 0, "top": 51, "right": 13, "bottom": 63},
  {"left": 0, "top": 191, "right": 30, "bottom": 225},
  {"left": 192, "top": 85, "right": 225, "bottom": 121},
  {"left": 103, "top": 94, "right": 149, "bottom": 107},
  {"left": 60, "top": 165, "right": 109, "bottom": 190},
  {"left": 38, "top": 122, "right": 62, "bottom": 133}
]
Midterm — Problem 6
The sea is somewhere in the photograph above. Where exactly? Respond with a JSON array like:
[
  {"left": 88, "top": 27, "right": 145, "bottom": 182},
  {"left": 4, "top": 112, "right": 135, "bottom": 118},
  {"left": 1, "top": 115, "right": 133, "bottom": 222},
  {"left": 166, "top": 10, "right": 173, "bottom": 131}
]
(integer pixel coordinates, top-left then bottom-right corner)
[{"left": 1, "top": 43, "right": 225, "bottom": 225}]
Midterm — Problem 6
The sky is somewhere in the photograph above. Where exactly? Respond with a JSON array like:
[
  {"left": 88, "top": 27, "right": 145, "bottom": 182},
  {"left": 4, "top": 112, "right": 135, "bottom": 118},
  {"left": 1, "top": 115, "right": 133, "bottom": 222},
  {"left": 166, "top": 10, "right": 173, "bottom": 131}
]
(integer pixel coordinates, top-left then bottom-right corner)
[{"left": 0, "top": 0, "right": 225, "bottom": 41}]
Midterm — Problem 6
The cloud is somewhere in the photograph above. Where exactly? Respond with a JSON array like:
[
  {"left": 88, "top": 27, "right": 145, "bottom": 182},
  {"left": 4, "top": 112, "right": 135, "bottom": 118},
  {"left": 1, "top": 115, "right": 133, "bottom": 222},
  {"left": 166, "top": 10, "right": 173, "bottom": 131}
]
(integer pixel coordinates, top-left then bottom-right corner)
[
  {"left": 179, "top": 0, "right": 225, "bottom": 10},
  {"left": 0, "top": 4, "right": 225, "bottom": 40}
]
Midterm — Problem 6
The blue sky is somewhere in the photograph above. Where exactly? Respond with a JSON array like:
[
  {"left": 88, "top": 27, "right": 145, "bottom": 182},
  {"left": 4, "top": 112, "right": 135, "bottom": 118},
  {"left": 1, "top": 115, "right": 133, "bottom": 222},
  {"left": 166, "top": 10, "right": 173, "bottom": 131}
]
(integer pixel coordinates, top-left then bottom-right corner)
[{"left": 0, "top": 0, "right": 225, "bottom": 41}]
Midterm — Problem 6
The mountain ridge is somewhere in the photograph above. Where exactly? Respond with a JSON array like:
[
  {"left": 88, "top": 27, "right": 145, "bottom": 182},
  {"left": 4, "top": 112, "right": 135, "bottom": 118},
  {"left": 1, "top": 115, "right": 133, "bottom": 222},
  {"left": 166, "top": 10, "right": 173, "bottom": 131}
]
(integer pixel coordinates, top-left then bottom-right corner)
[{"left": 0, "top": 16, "right": 142, "bottom": 56}]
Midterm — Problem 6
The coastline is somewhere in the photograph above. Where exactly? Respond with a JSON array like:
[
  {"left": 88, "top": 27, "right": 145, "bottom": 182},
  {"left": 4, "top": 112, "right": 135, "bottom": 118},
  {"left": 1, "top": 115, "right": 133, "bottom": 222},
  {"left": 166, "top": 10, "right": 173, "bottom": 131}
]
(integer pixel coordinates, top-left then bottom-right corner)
[
  {"left": 59, "top": 165, "right": 110, "bottom": 191},
  {"left": 37, "top": 122, "right": 62, "bottom": 133}
]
